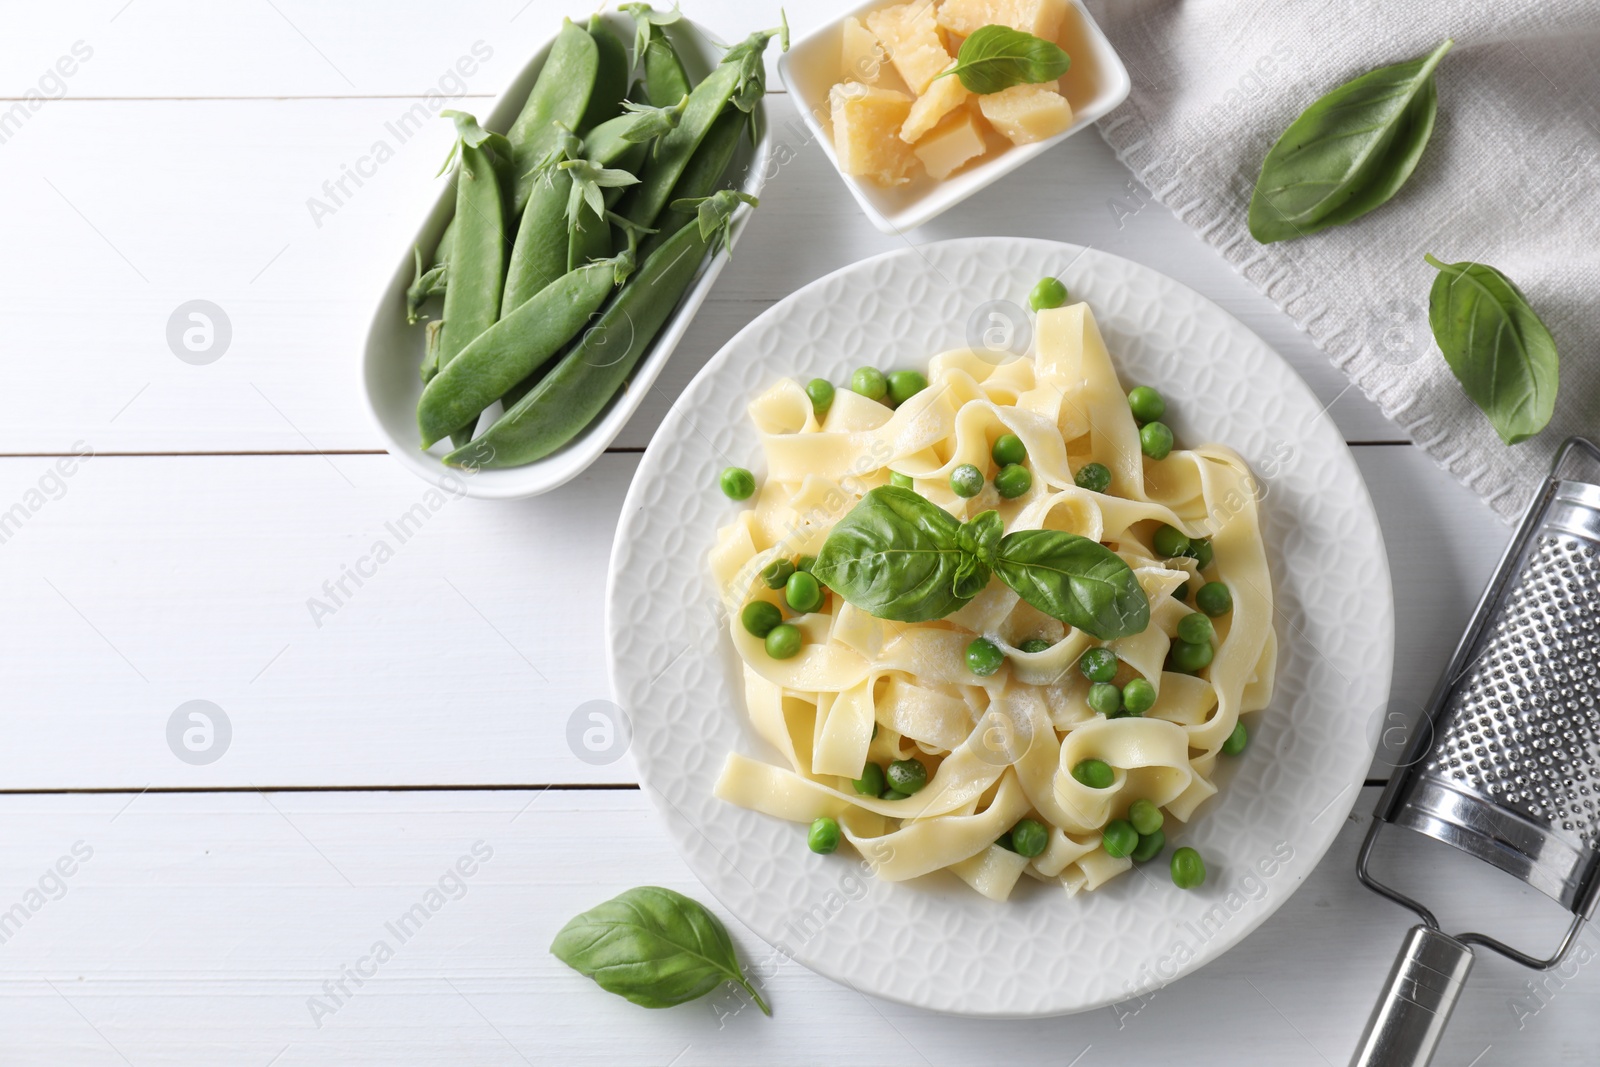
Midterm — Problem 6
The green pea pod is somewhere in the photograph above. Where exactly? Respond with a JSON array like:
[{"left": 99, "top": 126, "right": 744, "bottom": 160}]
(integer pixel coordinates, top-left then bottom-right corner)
[
  {"left": 643, "top": 25, "right": 691, "bottom": 107},
  {"left": 418, "top": 252, "right": 633, "bottom": 448},
  {"left": 419, "top": 318, "right": 444, "bottom": 384},
  {"left": 435, "top": 111, "right": 512, "bottom": 443},
  {"left": 501, "top": 102, "right": 683, "bottom": 317},
  {"left": 508, "top": 19, "right": 600, "bottom": 219},
  {"left": 617, "top": 24, "right": 783, "bottom": 230},
  {"left": 580, "top": 15, "right": 630, "bottom": 133},
  {"left": 446, "top": 190, "right": 757, "bottom": 469},
  {"left": 424, "top": 20, "right": 597, "bottom": 279},
  {"left": 405, "top": 246, "right": 448, "bottom": 325},
  {"left": 621, "top": 3, "right": 688, "bottom": 105},
  {"left": 642, "top": 105, "right": 744, "bottom": 254}
]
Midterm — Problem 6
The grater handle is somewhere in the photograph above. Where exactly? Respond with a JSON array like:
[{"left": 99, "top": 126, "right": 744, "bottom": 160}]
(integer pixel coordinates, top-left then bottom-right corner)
[{"left": 1349, "top": 925, "right": 1474, "bottom": 1067}]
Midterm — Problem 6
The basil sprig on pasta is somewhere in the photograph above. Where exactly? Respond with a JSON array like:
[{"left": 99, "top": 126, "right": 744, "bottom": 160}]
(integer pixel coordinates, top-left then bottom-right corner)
[{"left": 812, "top": 487, "right": 1149, "bottom": 639}]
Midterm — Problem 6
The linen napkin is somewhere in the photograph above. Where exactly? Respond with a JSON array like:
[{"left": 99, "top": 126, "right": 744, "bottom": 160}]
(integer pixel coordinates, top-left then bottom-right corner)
[{"left": 1084, "top": 0, "right": 1600, "bottom": 520}]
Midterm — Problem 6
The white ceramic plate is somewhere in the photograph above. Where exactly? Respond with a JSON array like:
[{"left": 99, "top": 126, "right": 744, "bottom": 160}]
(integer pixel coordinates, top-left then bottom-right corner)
[
  {"left": 362, "top": 13, "right": 770, "bottom": 500},
  {"left": 778, "top": 0, "right": 1130, "bottom": 234},
  {"left": 607, "top": 238, "right": 1393, "bottom": 1017}
]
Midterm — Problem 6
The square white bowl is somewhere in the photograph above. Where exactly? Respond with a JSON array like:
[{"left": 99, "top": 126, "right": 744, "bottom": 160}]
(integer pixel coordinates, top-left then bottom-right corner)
[
  {"left": 777, "top": 0, "right": 1130, "bottom": 234},
  {"left": 362, "top": 13, "right": 770, "bottom": 500}
]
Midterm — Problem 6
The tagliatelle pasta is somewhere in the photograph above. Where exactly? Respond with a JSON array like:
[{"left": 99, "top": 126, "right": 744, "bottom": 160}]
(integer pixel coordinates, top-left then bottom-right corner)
[{"left": 711, "top": 303, "right": 1275, "bottom": 900}]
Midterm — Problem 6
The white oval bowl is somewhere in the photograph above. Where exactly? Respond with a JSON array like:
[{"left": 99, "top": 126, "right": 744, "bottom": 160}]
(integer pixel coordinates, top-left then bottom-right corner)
[{"left": 363, "top": 14, "right": 771, "bottom": 499}]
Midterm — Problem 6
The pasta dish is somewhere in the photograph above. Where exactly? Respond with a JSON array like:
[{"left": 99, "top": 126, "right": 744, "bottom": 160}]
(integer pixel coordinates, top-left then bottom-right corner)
[{"left": 708, "top": 297, "right": 1274, "bottom": 900}]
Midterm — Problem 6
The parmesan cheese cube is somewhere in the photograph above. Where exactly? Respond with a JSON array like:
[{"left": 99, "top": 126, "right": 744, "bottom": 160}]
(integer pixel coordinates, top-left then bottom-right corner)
[
  {"left": 840, "top": 16, "right": 887, "bottom": 85},
  {"left": 900, "top": 61, "right": 970, "bottom": 143},
  {"left": 913, "top": 107, "right": 988, "bottom": 179},
  {"left": 936, "top": 0, "right": 1068, "bottom": 42},
  {"left": 978, "top": 82, "right": 1073, "bottom": 144},
  {"left": 830, "top": 82, "right": 919, "bottom": 186},
  {"left": 866, "top": 3, "right": 951, "bottom": 95}
]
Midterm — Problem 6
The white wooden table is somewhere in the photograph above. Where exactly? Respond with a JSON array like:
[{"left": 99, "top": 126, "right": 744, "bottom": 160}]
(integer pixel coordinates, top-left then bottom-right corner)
[{"left": 3, "top": 3, "right": 1593, "bottom": 1063}]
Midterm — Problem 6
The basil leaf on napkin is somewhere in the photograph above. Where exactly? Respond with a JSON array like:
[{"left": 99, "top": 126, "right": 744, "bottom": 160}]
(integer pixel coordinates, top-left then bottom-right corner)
[
  {"left": 940, "top": 25, "right": 1071, "bottom": 95},
  {"left": 812, "top": 486, "right": 976, "bottom": 622},
  {"left": 993, "top": 529, "right": 1149, "bottom": 639},
  {"left": 1425, "top": 254, "right": 1559, "bottom": 445},
  {"left": 551, "top": 886, "right": 771, "bottom": 1014},
  {"left": 1249, "top": 38, "right": 1452, "bottom": 243}
]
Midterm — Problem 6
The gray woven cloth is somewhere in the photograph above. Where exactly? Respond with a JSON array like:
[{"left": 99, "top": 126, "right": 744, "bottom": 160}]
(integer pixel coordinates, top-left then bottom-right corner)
[{"left": 1085, "top": 0, "right": 1600, "bottom": 521}]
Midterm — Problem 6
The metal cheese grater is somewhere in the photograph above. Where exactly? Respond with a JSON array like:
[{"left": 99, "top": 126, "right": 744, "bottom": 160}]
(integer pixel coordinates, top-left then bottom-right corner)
[{"left": 1351, "top": 437, "right": 1600, "bottom": 1067}]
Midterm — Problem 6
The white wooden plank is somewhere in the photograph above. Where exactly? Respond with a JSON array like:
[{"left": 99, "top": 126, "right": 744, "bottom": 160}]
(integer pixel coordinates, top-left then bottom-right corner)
[
  {"left": 0, "top": 787, "right": 1589, "bottom": 1066},
  {"left": 0, "top": 0, "right": 797, "bottom": 99},
  {"left": 0, "top": 95, "right": 1400, "bottom": 455},
  {"left": 0, "top": 445, "right": 1506, "bottom": 789}
]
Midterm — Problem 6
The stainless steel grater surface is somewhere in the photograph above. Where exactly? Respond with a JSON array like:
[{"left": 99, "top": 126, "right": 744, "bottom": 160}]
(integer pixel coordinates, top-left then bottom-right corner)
[{"left": 1351, "top": 438, "right": 1600, "bottom": 1067}]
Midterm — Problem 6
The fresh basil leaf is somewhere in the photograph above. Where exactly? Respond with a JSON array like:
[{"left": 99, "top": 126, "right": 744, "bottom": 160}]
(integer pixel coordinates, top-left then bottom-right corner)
[
  {"left": 993, "top": 530, "right": 1149, "bottom": 639},
  {"left": 957, "top": 510, "right": 1003, "bottom": 565},
  {"left": 1424, "top": 254, "right": 1559, "bottom": 445},
  {"left": 812, "top": 487, "right": 975, "bottom": 623},
  {"left": 551, "top": 886, "right": 770, "bottom": 1014},
  {"left": 940, "top": 25, "right": 1070, "bottom": 95},
  {"left": 1249, "top": 38, "right": 1451, "bottom": 244}
]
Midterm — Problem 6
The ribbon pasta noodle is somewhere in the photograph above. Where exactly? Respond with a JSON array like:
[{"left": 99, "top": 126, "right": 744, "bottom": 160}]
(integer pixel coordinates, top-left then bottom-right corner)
[{"left": 711, "top": 304, "right": 1275, "bottom": 900}]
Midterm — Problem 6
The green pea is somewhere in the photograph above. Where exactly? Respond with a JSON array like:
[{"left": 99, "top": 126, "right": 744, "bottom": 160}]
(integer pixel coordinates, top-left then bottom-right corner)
[
  {"left": 1019, "top": 638, "right": 1052, "bottom": 654},
  {"left": 1171, "top": 846, "right": 1206, "bottom": 889},
  {"left": 1166, "top": 640, "right": 1210, "bottom": 675},
  {"left": 1074, "top": 462, "right": 1111, "bottom": 493},
  {"left": 796, "top": 554, "right": 817, "bottom": 573},
  {"left": 851, "top": 366, "right": 887, "bottom": 401},
  {"left": 1188, "top": 537, "right": 1214, "bottom": 571},
  {"left": 1140, "top": 421, "right": 1174, "bottom": 460},
  {"left": 1173, "top": 580, "right": 1191, "bottom": 603},
  {"left": 1132, "top": 828, "right": 1165, "bottom": 863},
  {"left": 764, "top": 623, "right": 801, "bottom": 660},
  {"left": 1128, "top": 798, "right": 1163, "bottom": 836},
  {"left": 886, "top": 369, "right": 928, "bottom": 407},
  {"left": 1222, "top": 721, "right": 1249, "bottom": 755},
  {"left": 1028, "top": 277, "right": 1067, "bottom": 311},
  {"left": 1101, "top": 818, "right": 1138, "bottom": 858},
  {"left": 1151, "top": 524, "right": 1190, "bottom": 558},
  {"left": 1071, "top": 758, "right": 1114, "bottom": 789},
  {"left": 966, "top": 637, "right": 1004, "bottom": 677},
  {"left": 720, "top": 466, "right": 755, "bottom": 500},
  {"left": 995, "top": 831, "right": 1017, "bottom": 853},
  {"left": 871, "top": 721, "right": 879, "bottom": 740},
  {"left": 1196, "top": 581, "right": 1233, "bottom": 617},
  {"left": 991, "top": 434, "right": 1027, "bottom": 466},
  {"left": 785, "top": 571, "right": 823, "bottom": 614},
  {"left": 1176, "top": 613, "right": 1213, "bottom": 645},
  {"left": 740, "top": 600, "right": 782, "bottom": 637},
  {"left": 761, "top": 557, "right": 796, "bottom": 589},
  {"left": 886, "top": 758, "right": 927, "bottom": 795},
  {"left": 805, "top": 378, "right": 835, "bottom": 418},
  {"left": 1127, "top": 386, "right": 1166, "bottom": 424},
  {"left": 994, "top": 463, "right": 1032, "bottom": 499},
  {"left": 808, "top": 816, "right": 841, "bottom": 854},
  {"left": 890, "top": 470, "right": 914, "bottom": 489},
  {"left": 853, "top": 761, "right": 885, "bottom": 796},
  {"left": 1087, "top": 682, "right": 1122, "bottom": 718},
  {"left": 950, "top": 463, "right": 985, "bottom": 498},
  {"left": 1009, "top": 818, "right": 1049, "bottom": 857},
  {"left": 1122, "top": 677, "right": 1156, "bottom": 715},
  {"left": 1078, "top": 647, "right": 1118, "bottom": 683},
  {"left": 879, "top": 788, "right": 909, "bottom": 801}
]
